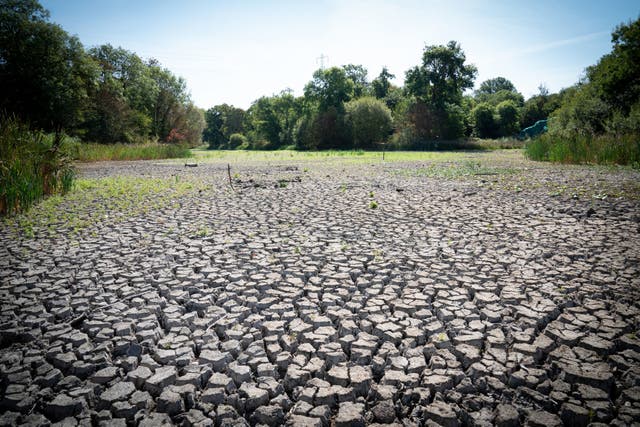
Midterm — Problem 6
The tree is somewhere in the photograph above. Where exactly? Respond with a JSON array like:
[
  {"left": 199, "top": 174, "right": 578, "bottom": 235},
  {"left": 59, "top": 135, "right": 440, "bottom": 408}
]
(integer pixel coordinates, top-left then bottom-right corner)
[
  {"left": 203, "top": 104, "right": 246, "bottom": 149},
  {"left": 147, "top": 60, "right": 190, "bottom": 141},
  {"left": 587, "top": 17, "right": 640, "bottom": 113},
  {"left": 345, "top": 97, "right": 393, "bottom": 149},
  {"left": 403, "top": 41, "right": 477, "bottom": 140},
  {"left": 476, "top": 77, "right": 516, "bottom": 96},
  {"left": 496, "top": 100, "right": 520, "bottom": 136},
  {"left": 304, "top": 67, "right": 355, "bottom": 112},
  {"left": 405, "top": 41, "right": 477, "bottom": 109},
  {"left": 372, "top": 67, "right": 395, "bottom": 99},
  {"left": 471, "top": 103, "right": 497, "bottom": 138},
  {"left": 0, "top": 0, "right": 97, "bottom": 134},
  {"left": 342, "top": 64, "right": 369, "bottom": 98},
  {"left": 520, "top": 92, "right": 561, "bottom": 128}
]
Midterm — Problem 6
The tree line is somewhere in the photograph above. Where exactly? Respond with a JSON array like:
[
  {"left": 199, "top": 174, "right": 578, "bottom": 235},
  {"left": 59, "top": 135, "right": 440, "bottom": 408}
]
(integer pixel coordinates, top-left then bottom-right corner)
[
  {"left": 2, "top": 0, "right": 637, "bottom": 153},
  {"left": 0, "top": 0, "right": 205, "bottom": 146},
  {"left": 203, "top": 44, "right": 564, "bottom": 151},
  {"left": 204, "top": 17, "right": 638, "bottom": 152}
]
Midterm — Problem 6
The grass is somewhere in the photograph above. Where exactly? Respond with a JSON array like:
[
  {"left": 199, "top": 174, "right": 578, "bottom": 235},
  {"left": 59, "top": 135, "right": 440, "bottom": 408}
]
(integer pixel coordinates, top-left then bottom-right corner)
[
  {"left": 186, "top": 148, "right": 520, "bottom": 164},
  {"left": 0, "top": 117, "right": 75, "bottom": 216},
  {"left": 393, "top": 159, "right": 517, "bottom": 179},
  {"left": 525, "top": 133, "right": 640, "bottom": 167},
  {"left": 3, "top": 175, "right": 209, "bottom": 238},
  {"left": 70, "top": 142, "right": 193, "bottom": 162}
]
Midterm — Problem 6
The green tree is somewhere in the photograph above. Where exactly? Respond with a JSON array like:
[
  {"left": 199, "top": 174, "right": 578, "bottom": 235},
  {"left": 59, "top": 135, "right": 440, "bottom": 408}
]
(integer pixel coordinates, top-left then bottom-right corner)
[
  {"left": 342, "top": 64, "right": 369, "bottom": 98},
  {"left": 304, "top": 67, "right": 355, "bottom": 112},
  {"left": 403, "top": 41, "right": 477, "bottom": 140},
  {"left": 345, "top": 97, "right": 393, "bottom": 149},
  {"left": 372, "top": 67, "right": 395, "bottom": 99},
  {"left": 147, "top": 60, "right": 190, "bottom": 141},
  {"left": 496, "top": 100, "right": 521, "bottom": 136},
  {"left": 0, "top": 0, "right": 97, "bottom": 135},
  {"left": 471, "top": 103, "right": 497, "bottom": 138},
  {"left": 203, "top": 104, "right": 246, "bottom": 149},
  {"left": 587, "top": 17, "right": 640, "bottom": 113},
  {"left": 85, "top": 45, "right": 157, "bottom": 143},
  {"left": 405, "top": 41, "right": 477, "bottom": 109},
  {"left": 476, "top": 77, "right": 516, "bottom": 96},
  {"left": 520, "top": 91, "right": 561, "bottom": 128}
]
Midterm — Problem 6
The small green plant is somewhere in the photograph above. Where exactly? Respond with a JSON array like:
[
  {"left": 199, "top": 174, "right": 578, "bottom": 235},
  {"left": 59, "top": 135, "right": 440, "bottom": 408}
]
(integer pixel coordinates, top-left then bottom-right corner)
[
  {"left": 340, "top": 183, "right": 347, "bottom": 193},
  {"left": 369, "top": 191, "right": 374, "bottom": 198},
  {"left": 278, "top": 179, "right": 288, "bottom": 188},
  {"left": 369, "top": 200, "right": 378, "bottom": 209}
]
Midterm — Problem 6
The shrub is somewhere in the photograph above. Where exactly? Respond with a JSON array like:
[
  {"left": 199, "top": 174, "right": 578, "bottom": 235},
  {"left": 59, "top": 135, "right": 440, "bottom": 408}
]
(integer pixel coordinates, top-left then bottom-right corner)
[
  {"left": 496, "top": 100, "right": 521, "bottom": 136},
  {"left": 228, "top": 133, "right": 249, "bottom": 149},
  {"left": 0, "top": 116, "right": 75, "bottom": 216},
  {"left": 525, "top": 133, "right": 640, "bottom": 165},
  {"left": 471, "top": 103, "right": 497, "bottom": 138},
  {"left": 345, "top": 97, "right": 393, "bottom": 149}
]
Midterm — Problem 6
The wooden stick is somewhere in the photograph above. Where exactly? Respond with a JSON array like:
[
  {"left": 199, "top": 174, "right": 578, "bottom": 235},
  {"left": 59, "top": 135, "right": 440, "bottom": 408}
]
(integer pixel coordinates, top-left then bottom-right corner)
[{"left": 227, "top": 163, "right": 234, "bottom": 190}]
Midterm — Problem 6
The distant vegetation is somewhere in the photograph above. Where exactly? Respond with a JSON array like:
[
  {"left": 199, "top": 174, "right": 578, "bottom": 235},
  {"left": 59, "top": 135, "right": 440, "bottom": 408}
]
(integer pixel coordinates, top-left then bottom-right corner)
[
  {"left": 0, "top": 0, "right": 204, "bottom": 214},
  {"left": 0, "top": 1, "right": 205, "bottom": 146},
  {"left": 525, "top": 18, "right": 640, "bottom": 166}
]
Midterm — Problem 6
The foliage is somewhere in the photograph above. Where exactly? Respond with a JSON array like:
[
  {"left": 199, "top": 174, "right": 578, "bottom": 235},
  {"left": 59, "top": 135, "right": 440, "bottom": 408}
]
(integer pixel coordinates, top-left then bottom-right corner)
[
  {"left": 525, "top": 133, "right": 640, "bottom": 166},
  {"left": 471, "top": 103, "right": 497, "bottom": 138},
  {"left": 0, "top": 0, "right": 97, "bottom": 134},
  {"left": 304, "top": 67, "right": 355, "bottom": 112},
  {"left": 372, "top": 67, "right": 395, "bottom": 100},
  {"left": 587, "top": 17, "right": 640, "bottom": 112},
  {"left": 520, "top": 90, "right": 562, "bottom": 128},
  {"left": 342, "top": 64, "right": 370, "bottom": 98},
  {"left": 404, "top": 41, "right": 477, "bottom": 140},
  {"left": 496, "top": 100, "right": 521, "bottom": 136},
  {"left": 244, "top": 90, "right": 303, "bottom": 149},
  {"left": 405, "top": 41, "right": 477, "bottom": 109},
  {"left": 345, "top": 97, "right": 393, "bottom": 149},
  {"left": 228, "top": 133, "right": 249, "bottom": 149},
  {"left": 475, "top": 77, "right": 516, "bottom": 96},
  {"left": 0, "top": 1, "right": 202, "bottom": 146},
  {"left": 0, "top": 116, "right": 75, "bottom": 215},
  {"left": 534, "top": 16, "right": 640, "bottom": 165},
  {"left": 204, "top": 104, "right": 246, "bottom": 149},
  {"left": 70, "top": 142, "right": 192, "bottom": 162}
]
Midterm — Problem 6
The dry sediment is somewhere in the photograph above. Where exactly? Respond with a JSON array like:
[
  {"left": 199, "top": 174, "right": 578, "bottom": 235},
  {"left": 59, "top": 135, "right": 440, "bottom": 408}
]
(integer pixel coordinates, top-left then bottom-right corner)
[{"left": 1, "top": 156, "right": 639, "bottom": 426}]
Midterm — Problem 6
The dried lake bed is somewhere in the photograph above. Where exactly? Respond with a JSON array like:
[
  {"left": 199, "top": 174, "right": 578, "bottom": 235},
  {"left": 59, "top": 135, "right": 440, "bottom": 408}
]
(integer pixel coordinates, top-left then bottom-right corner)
[{"left": 1, "top": 150, "right": 639, "bottom": 426}]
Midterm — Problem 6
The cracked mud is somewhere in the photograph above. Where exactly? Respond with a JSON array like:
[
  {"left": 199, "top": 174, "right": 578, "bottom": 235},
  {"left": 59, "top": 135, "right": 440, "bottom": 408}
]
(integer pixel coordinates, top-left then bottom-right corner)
[{"left": 1, "top": 152, "right": 640, "bottom": 426}]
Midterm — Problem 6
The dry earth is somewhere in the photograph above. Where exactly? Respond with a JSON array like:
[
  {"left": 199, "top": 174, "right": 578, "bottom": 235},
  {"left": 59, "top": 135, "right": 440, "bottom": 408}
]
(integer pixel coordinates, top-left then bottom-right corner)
[{"left": 1, "top": 151, "right": 640, "bottom": 426}]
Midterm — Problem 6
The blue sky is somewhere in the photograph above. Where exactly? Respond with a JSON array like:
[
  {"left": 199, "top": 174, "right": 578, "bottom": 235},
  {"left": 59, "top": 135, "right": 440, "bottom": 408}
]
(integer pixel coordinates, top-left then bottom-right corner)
[{"left": 41, "top": 0, "right": 639, "bottom": 109}]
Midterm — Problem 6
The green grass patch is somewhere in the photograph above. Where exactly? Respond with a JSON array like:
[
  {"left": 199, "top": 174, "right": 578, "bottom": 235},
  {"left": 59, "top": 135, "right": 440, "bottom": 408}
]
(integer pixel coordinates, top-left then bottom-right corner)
[
  {"left": 71, "top": 142, "right": 193, "bottom": 162},
  {"left": 525, "top": 133, "right": 640, "bottom": 166},
  {"left": 3, "top": 175, "right": 209, "bottom": 238}
]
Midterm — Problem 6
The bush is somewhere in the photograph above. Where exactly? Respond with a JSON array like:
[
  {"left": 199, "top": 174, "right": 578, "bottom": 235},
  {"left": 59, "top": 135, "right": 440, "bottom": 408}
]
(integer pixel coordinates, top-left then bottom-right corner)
[
  {"left": 0, "top": 116, "right": 75, "bottom": 216},
  {"left": 345, "top": 97, "right": 393, "bottom": 149},
  {"left": 228, "top": 133, "right": 249, "bottom": 149},
  {"left": 496, "top": 100, "right": 521, "bottom": 136},
  {"left": 471, "top": 103, "right": 497, "bottom": 138},
  {"left": 525, "top": 133, "right": 640, "bottom": 165}
]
